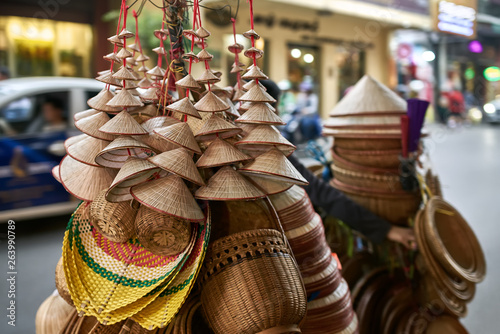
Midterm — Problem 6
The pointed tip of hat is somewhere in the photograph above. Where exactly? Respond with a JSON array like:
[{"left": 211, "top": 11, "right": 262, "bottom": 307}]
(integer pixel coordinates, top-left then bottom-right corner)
[
  {"left": 194, "top": 114, "right": 242, "bottom": 140},
  {"left": 196, "top": 137, "right": 252, "bottom": 168},
  {"left": 87, "top": 89, "right": 122, "bottom": 113},
  {"left": 106, "top": 88, "right": 144, "bottom": 108},
  {"left": 194, "top": 91, "right": 230, "bottom": 112},
  {"left": 165, "top": 97, "right": 202, "bottom": 119},
  {"left": 148, "top": 148, "right": 205, "bottom": 186}
]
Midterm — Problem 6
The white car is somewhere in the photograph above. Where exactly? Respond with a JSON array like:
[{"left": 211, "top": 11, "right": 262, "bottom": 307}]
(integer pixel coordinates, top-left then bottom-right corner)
[{"left": 0, "top": 77, "right": 105, "bottom": 221}]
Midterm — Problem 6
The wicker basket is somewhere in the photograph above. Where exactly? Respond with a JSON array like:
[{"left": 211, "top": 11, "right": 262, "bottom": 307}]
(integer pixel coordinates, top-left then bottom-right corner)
[
  {"left": 330, "top": 164, "right": 403, "bottom": 192},
  {"left": 333, "top": 137, "right": 401, "bottom": 151},
  {"left": 330, "top": 179, "right": 421, "bottom": 225},
  {"left": 199, "top": 229, "right": 307, "bottom": 334},
  {"left": 334, "top": 146, "right": 401, "bottom": 169}
]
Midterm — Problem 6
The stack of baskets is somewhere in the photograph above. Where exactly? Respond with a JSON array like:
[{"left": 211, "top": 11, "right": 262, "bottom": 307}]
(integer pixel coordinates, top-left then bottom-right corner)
[
  {"left": 323, "top": 75, "right": 421, "bottom": 225},
  {"left": 270, "top": 186, "right": 358, "bottom": 334}
]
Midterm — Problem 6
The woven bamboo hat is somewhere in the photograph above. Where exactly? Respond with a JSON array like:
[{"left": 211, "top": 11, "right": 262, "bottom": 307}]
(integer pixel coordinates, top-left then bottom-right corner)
[
  {"left": 147, "top": 66, "right": 166, "bottom": 77},
  {"left": 235, "top": 125, "right": 296, "bottom": 156},
  {"left": 139, "top": 87, "right": 161, "bottom": 102},
  {"left": 106, "top": 157, "right": 162, "bottom": 202},
  {"left": 153, "top": 123, "right": 201, "bottom": 154},
  {"left": 153, "top": 46, "right": 167, "bottom": 55},
  {"left": 324, "top": 115, "right": 402, "bottom": 128},
  {"left": 242, "top": 79, "right": 266, "bottom": 91},
  {"left": 99, "top": 110, "right": 148, "bottom": 136},
  {"left": 228, "top": 42, "right": 244, "bottom": 54},
  {"left": 116, "top": 47, "right": 133, "bottom": 59},
  {"left": 196, "top": 137, "right": 251, "bottom": 168},
  {"left": 268, "top": 185, "right": 306, "bottom": 212},
  {"left": 231, "top": 64, "right": 245, "bottom": 73},
  {"left": 67, "top": 135, "right": 110, "bottom": 167},
  {"left": 106, "top": 88, "right": 144, "bottom": 108},
  {"left": 194, "top": 166, "right": 265, "bottom": 200},
  {"left": 104, "top": 52, "right": 120, "bottom": 62},
  {"left": 127, "top": 43, "right": 140, "bottom": 52},
  {"left": 194, "top": 91, "right": 230, "bottom": 112},
  {"left": 138, "top": 77, "right": 153, "bottom": 89},
  {"left": 182, "top": 51, "right": 199, "bottom": 63},
  {"left": 96, "top": 71, "right": 121, "bottom": 86},
  {"left": 129, "top": 103, "right": 159, "bottom": 120},
  {"left": 142, "top": 115, "right": 180, "bottom": 132},
  {"left": 95, "top": 136, "right": 155, "bottom": 168},
  {"left": 246, "top": 174, "right": 293, "bottom": 195},
  {"left": 138, "top": 64, "right": 150, "bottom": 72},
  {"left": 196, "top": 26, "right": 211, "bottom": 38},
  {"left": 136, "top": 53, "right": 150, "bottom": 62},
  {"left": 148, "top": 148, "right": 204, "bottom": 186},
  {"left": 118, "top": 79, "right": 139, "bottom": 90},
  {"left": 165, "top": 97, "right": 202, "bottom": 119},
  {"left": 175, "top": 74, "right": 202, "bottom": 90},
  {"left": 239, "top": 148, "right": 308, "bottom": 185},
  {"left": 64, "top": 133, "right": 87, "bottom": 150},
  {"left": 238, "top": 101, "right": 254, "bottom": 112},
  {"left": 329, "top": 75, "right": 406, "bottom": 117},
  {"left": 244, "top": 47, "right": 264, "bottom": 60},
  {"left": 138, "top": 116, "right": 181, "bottom": 152},
  {"left": 52, "top": 165, "right": 61, "bottom": 183},
  {"left": 87, "top": 89, "right": 122, "bottom": 113},
  {"left": 194, "top": 114, "right": 242, "bottom": 141},
  {"left": 131, "top": 174, "right": 205, "bottom": 222},
  {"left": 238, "top": 85, "right": 276, "bottom": 103},
  {"left": 75, "top": 112, "right": 117, "bottom": 141},
  {"left": 113, "top": 66, "right": 138, "bottom": 81},
  {"left": 59, "top": 155, "right": 116, "bottom": 201},
  {"left": 242, "top": 66, "right": 268, "bottom": 80},
  {"left": 74, "top": 109, "right": 101, "bottom": 122},
  {"left": 236, "top": 103, "right": 285, "bottom": 125},
  {"left": 107, "top": 34, "right": 123, "bottom": 46},
  {"left": 243, "top": 29, "right": 260, "bottom": 40},
  {"left": 197, "top": 49, "right": 213, "bottom": 61},
  {"left": 197, "top": 70, "right": 220, "bottom": 84},
  {"left": 322, "top": 127, "right": 401, "bottom": 138},
  {"left": 225, "top": 97, "right": 241, "bottom": 118}
]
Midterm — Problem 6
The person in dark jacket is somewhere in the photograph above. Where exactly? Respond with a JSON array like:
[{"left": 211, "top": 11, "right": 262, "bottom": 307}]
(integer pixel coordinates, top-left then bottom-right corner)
[{"left": 259, "top": 79, "right": 416, "bottom": 248}]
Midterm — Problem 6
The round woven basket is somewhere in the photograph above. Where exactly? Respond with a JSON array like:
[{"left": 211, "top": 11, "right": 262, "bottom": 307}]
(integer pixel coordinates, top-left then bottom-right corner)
[
  {"left": 55, "top": 257, "right": 73, "bottom": 306},
  {"left": 90, "top": 190, "right": 137, "bottom": 242},
  {"left": 334, "top": 146, "right": 401, "bottom": 169},
  {"left": 331, "top": 148, "right": 399, "bottom": 175},
  {"left": 135, "top": 205, "right": 193, "bottom": 256},
  {"left": 36, "top": 292, "right": 75, "bottom": 334},
  {"left": 330, "top": 163, "right": 403, "bottom": 192},
  {"left": 333, "top": 137, "right": 402, "bottom": 151},
  {"left": 200, "top": 229, "right": 307, "bottom": 334}
]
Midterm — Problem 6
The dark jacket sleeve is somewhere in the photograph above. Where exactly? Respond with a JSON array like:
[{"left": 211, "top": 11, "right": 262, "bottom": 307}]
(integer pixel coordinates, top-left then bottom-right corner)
[{"left": 288, "top": 155, "right": 392, "bottom": 244}]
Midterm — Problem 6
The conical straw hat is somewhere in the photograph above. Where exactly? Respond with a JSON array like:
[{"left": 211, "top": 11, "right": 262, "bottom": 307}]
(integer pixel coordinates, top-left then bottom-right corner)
[
  {"left": 154, "top": 122, "right": 201, "bottom": 154},
  {"left": 196, "top": 26, "right": 211, "bottom": 38},
  {"left": 119, "top": 80, "right": 139, "bottom": 90},
  {"left": 116, "top": 47, "right": 133, "bottom": 59},
  {"left": 106, "top": 88, "right": 143, "bottom": 108},
  {"left": 138, "top": 116, "right": 182, "bottom": 152},
  {"left": 74, "top": 108, "right": 100, "bottom": 122},
  {"left": 130, "top": 103, "right": 159, "bottom": 118},
  {"left": 142, "top": 115, "right": 180, "bottom": 132},
  {"left": 107, "top": 35, "right": 123, "bottom": 46},
  {"left": 87, "top": 89, "right": 122, "bottom": 113},
  {"left": 95, "top": 136, "right": 155, "bottom": 168},
  {"left": 181, "top": 51, "right": 199, "bottom": 63},
  {"left": 138, "top": 77, "right": 152, "bottom": 88},
  {"left": 228, "top": 43, "right": 244, "bottom": 54},
  {"left": 183, "top": 29, "right": 199, "bottom": 39},
  {"left": 140, "top": 87, "right": 161, "bottom": 102},
  {"left": 175, "top": 74, "right": 202, "bottom": 90},
  {"left": 242, "top": 79, "right": 266, "bottom": 91},
  {"left": 235, "top": 125, "right": 296, "bottom": 156},
  {"left": 242, "top": 66, "right": 268, "bottom": 80},
  {"left": 75, "top": 112, "right": 117, "bottom": 141},
  {"left": 322, "top": 127, "right": 401, "bottom": 138},
  {"left": 238, "top": 101, "right": 253, "bottom": 111},
  {"left": 128, "top": 43, "right": 140, "bottom": 52},
  {"left": 194, "top": 166, "right": 264, "bottom": 200},
  {"left": 154, "top": 28, "right": 168, "bottom": 40},
  {"left": 148, "top": 148, "right": 204, "bottom": 186},
  {"left": 113, "top": 66, "right": 138, "bottom": 80},
  {"left": 196, "top": 137, "right": 251, "bottom": 168},
  {"left": 238, "top": 123, "right": 256, "bottom": 137},
  {"left": 104, "top": 52, "right": 120, "bottom": 62},
  {"left": 59, "top": 155, "right": 117, "bottom": 201},
  {"left": 67, "top": 135, "right": 110, "bottom": 167},
  {"left": 194, "top": 91, "right": 229, "bottom": 112},
  {"left": 125, "top": 56, "right": 138, "bottom": 66},
  {"left": 147, "top": 66, "right": 166, "bottom": 77},
  {"left": 165, "top": 97, "right": 202, "bottom": 119},
  {"left": 238, "top": 85, "right": 276, "bottom": 103},
  {"left": 194, "top": 114, "right": 242, "bottom": 140},
  {"left": 118, "top": 28, "right": 134, "bottom": 39},
  {"left": 98, "top": 110, "right": 147, "bottom": 136},
  {"left": 244, "top": 47, "right": 264, "bottom": 60},
  {"left": 268, "top": 185, "right": 306, "bottom": 212},
  {"left": 138, "top": 65, "right": 150, "bottom": 72},
  {"left": 235, "top": 103, "right": 285, "bottom": 125},
  {"left": 233, "top": 89, "right": 245, "bottom": 102},
  {"left": 231, "top": 64, "right": 245, "bottom": 73},
  {"left": 197, "top": 49, "right": 213, "bottom": 61},
  {"left": 329, "top": 75, "right": 406, "bottom": 117},
  {"left": 196, "top": 70, "right": 220, "bottom": 84},
  {"left": 246, "top": 174, "right": 294, "bottom": 195},
  {"left": 136, "top": 54, "right": 150, "bottom": 62},
  {"left": 153, "top": 46, "right": 167, "bottom": 55},
  {"left": 96, "top": 71, "right": 121, "bottom": 86},
  {"left": 239, "top": 148, "right": 308, "bottom": 185},
  {"left": 225, "top": 97, "right": 241, "bottom": 118},
  {"left": 52, "top": 165, "right": 61, "bottom": 183},
  {"left": 323, "top": 114, "right": 402, "bottom": 128},
  {"left": 64, "top": 133, "right": 87, "bottom": 150},
  {"left": 131, "top": 174, "right": 205, "bottom": 221},
  {"left": 243, "top": 29, "right": 260, "bottom": 40}
]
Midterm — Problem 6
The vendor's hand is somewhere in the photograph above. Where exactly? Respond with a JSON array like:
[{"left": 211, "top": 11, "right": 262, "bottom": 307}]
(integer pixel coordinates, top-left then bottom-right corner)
[{"left": 387, "top": 226, "right": 417, "bottom": 250}]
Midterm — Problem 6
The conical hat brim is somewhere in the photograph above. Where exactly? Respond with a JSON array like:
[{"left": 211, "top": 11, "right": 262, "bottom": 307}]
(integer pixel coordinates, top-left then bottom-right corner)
[
  {"left": 95, "top": 136, "right": 155, "bottom": 168},
  {"left": 235, "top": 103, "right": 285, "bottom": 125},
  {"left": 148, "top": 148, "right": 204, "bottom": 186},
  {"left": 235, "top": 125, "right": 296, "bottom": 156},
  {"left": 87, "top": 89, "right": 122, "bottom": 113},
  {"left": 175, "top": 74, "right": 201, "bottom": 90},
  {"left": 153, "top": 122, "right": 201, "bottom": 154},
  {"left": 239, "top": 148, "right": 308, "bottom": 185},
  {"left": 64, "top": 133, "right": 87, "bottom": 150},
  {"left": 74, "top": 109, "right": 101, "bottom": 122},
  {"left": 324, "top": 115, "right": 401, "bottom": 128},
  {"left": 75, "top": 112, "right": 117, "bottom": 141},
  {"left": 194, "top": 166, "right": 265, "bottom": 200},
  {"left": 246, "top": 174, "right": 294, "bottom": 195},
  {"left": 238, "top": 85, "right": 276, "bottom": 103},
  {"left": 197, "top": 49, "right": 213, "bottom": 61},
  {"left": 67, "top": 135, "right": 110, "bottom": 167},
  {"left": 268, "top": 185, "right": 307, "bottom": 212},
  {"left": 106, "top": 89, "right": 144, "bottom": 108},
  {"left": 138, "top": 77, "right": 152, "bottom": 89},
  {"left": 131, "top": 175, "right": 205, "bottom": 221},
  {"left": 59, "top": 155, "right": 117, "bottom": 201},
  {"left": 165, "top": 97, "right": 202, "bottom": 119},
  {"left": 238, "top": 101, "right": 254, "bottom": 111},
  {"left": 322, "top": 127, "right": 402, "bottom": 138},
  {"left": 194, "top": 114, "right": 242, "bottom": 139},
  {"left": 196, "top": 137, "right": 252, "bottom": 168},
  {"left": 99, "top": 110, "right": 148, "bottom": 135},
  {"left": 193, "top": 91, "right": 230, "bottom": 112},
  {"left": 52, "top": 165, "right": 61, "bottom": 183},
  {"left": 146, "top": 66, "right": 166, "bottom": 77},
  {"left": 137, "top": 116, "right": 182, "bottom": 152},
  {"left": 330, "top": 75, "right": 406, "bottom": 116}
]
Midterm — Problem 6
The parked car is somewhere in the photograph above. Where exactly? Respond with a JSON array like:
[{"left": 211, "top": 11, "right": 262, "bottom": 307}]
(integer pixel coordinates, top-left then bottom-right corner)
[
  {"left": 0, "top": 77, "right": 105, "bottom": 221},
  {"left": 482, "top": 97, "right": 500, "bottom": 124}
]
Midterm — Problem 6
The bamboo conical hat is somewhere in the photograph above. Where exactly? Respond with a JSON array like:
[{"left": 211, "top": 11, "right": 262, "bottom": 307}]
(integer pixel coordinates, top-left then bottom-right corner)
[
  {"left": 322, "top": 127, "right": 401, "bottom": 138},
  {"left": 104, "top": 52, "right": 120, "bottom": 63},
  {"left": 138, "top": 77, "right": 152, "bottom": 88},
  {"left": 107, "top": 35, "right": 123, "bottom": 46},
  {"left": 64, "top": 133, "right": 87, "bottom": 150},
  {"left": 118, "top": 28, "right": 134, "bottom": 39},
  {"left": 181, "top": 51, "right": 199, "bottom": 63},
  {"left": 196, "top": 137, "right": 252, "bottom": 168},
  {"left": 323, "top": 114, "right": 402, "bottom": 128},
  {"left": 138, "top": 65, "right": 150, "bottom": 72},
  {"left": 67, "top": 135, "right": 110, "bottom": 167},
  {"left": 75, "top": 112, "right": 117, "bottom": 141},
  {"left": 112, "top": 66, "right": 138, "bottom": 81},
  {"left": 98, "top": 110, "right": 147, "bottom": 136},
  {"left": 238, "top": 101, "right": 254, "bottom": 112},
  {"left": 244, "top": 47, "right": 264, "bottom": 60},
  {"left": 196, "top": 26, "right": 211, "bottom": 39},
  {"left": 243, "top": 29, "right": 260, "bottom": 40},
  {"left": 74, "top": 109, "right": 100, "bottom": 122},
  {"left": 95, "top": 136, "right": 155, "bottom": 168},
  {"left": 129, "top": 104, "right": 159, "bottom": 119},
  {"left": 59, "top": 155, "right": 117, "bottom": 201},
  {"left": 153, "top": 122, "right": 201, "bottom": 154},
  {"left": 194, "top": 114, "right": 242, "bottom": 140},
  {"left": 195, "top": 166, "right": 265, "bottom": 200},
  {"left": 329, "top": 75, "right": 407, "bottom": 117},
  {"left": 136, "top": 54, "right": 150, "bottom": 62},
  {"left": 246, "top": 174, "right": 294, "bottom": 196},
  {"left": 146, "top": 66, "right": 166, "bottom": 77},
  {"left": 118, "top": 80, "right": 139, "bottom": 90},
  {"left": 235, "top": 125, "right": 296, "bottom": 156},
  {"left": 106, "top": 88, "right": 143, "bottom": 108},
  {"left": 131, "top": 174, "right": 205, "bottom": 221},
  {"left": 242, "top": 79, "right": 266, "bottom": 91},
  {"left": 224, "top": 97, "right": 241, "bottom": 118},
  {"left": 194, "top": 91, "right": 230, "bottom": 112},
  {"left": 106, "top": 157, "right": 162, "bottom": 202},
  {"left": 52, "top": 165, "right": 61, "bottom": 183},
  {"left": 197, "top": 49, "right": 213, "bottom": 61},
  {"left": 127, "top": 43, "right": 140, "bottom": 52},
  {"left": 239, "top": 85, "right": 276, "bottom": 103},
  {"left": 175, "top": 74, "right": 202, "bottom": 90},
  {"left": 137, "top": 116, "right": 181, "bottom": 152},
  {"left": 268, "top": 185, "right": 306, "bottom": 212},
  {"left": 87, "top": 89, "right": 122, "bottom": 113},
  {"left": 139, "top": 87, "right": 161, "bottom": 102},
  {"left": 96, "top": 71, "right": 121, "bottom": 86},
  {"left": 148, "top": 148, "right": 204, "bottom": 186},
  {"left": 239, "top": 148, "right": 308, "bottom": 185},
  {"left": 242, "top": 66, "right": 268, "bottom": 80},
  {"left": 196, "top": 69, "right": 220, "bottom": 84},
  {"left": 116, "top": 47, "right": 133, "bottom": 59},
  {"left": 231, "top": 64, "right": 245, "bottom": 73},
  {"left": 235, "top": 103, "right": 285, "bottom": 125},
  {"left": 153, "top": 46, "right": 166, "bottom": 55},
  {"left": 228, "top": 42, "right": 244, "bottom": 54},
  {"left": 165, "top": 97, "right": 202, "bottom": 119},
  {"left": 141, "top": 115, "right": 180, "bottom": 132}
]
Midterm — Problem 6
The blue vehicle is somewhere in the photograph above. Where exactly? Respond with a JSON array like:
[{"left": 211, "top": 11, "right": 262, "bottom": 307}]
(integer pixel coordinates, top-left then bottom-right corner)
[{"left": 0, "top": 77, "right": 104, "bottom": 221}]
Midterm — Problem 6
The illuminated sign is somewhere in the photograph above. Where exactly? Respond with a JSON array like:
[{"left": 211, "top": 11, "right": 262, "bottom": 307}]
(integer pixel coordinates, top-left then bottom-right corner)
[
  {"left": 484, "top": 67, "right": 500, "bottom": 82},
  {"left": 433, "top": 0, "right": 477, "bottom": 38}
]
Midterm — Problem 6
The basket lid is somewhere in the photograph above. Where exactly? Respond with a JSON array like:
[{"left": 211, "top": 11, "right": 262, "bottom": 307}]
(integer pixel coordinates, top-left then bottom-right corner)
[
  {"left": 75, "top": 112, "right": 117, "bottom": 141},
  {"left": 235, "top": 103, "right": 284, "bottom": 125},
  {"left": 194, "top": 91, "right": 230, "bottom": 112},
  {"left": 95, "top": 136, "right": 155, "bottom": 168},
  {"left": 148, "top": 148, "right": 204, "bottom": 186},
  {"left": 238, "top": 85, "right": 276, "bottom": 103},
  {"left": 87, "top": 89, "right": 122, "bottom": 113},
  {"left": 131, "top": 175, "right": 205, "bottom": 221},
  {"left": 153, "top": 122, "right": 202, "bottom": 154},
  {"left": 235, "top": 125, "right": 296, "bottom": 156},
  {"left": 239, "top": 148, "right": 308, "bottom": 185},
  {"left": 165, "top": 97, "right": 202, "bottom": 119},
  {"left": 175, "top": 74, "right": 202, "bottom": 90},
  {"left": 194, "top": 114, "right": 242, "bottom": 140},
  {"left": 67, "top": 135, "right": 110, "bottom": 167},
  {"left": 194, "top": 166, "right": 265, "bottom": 200},
  {"left": 196, "top": 137, "right": 252, "bottom": 168}
]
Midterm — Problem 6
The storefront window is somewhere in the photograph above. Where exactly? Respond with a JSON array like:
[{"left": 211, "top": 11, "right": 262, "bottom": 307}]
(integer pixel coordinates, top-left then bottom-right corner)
[
  {"left": 336, "top": 48, "right": 365, "bottom": 99},
  {"left": 287, "top": 44, "right": 320, "bottom": 92}
]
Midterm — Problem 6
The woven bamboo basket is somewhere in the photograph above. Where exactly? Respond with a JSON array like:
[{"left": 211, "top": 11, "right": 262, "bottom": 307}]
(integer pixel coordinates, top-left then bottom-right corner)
[
  {"left": 199, "top": 229, "right": 307, "bottom": 334},
  {"left": 330, "top": 163, "right": 403, "bottom": 192},
  {"left": 35, "top": 292, "right": 74, "bottom": 334},
  {"left": 330, "top": 179, "right": 421, "bottom": 225},
  {"left": 331, "top": 148, "right": 399, "bottom": 175},
  {"left": 333, "top": 137, "right": 401, "bottom": 151},
  {"left": 334, "top": 146, "right": 401, "bottom": 169}
]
